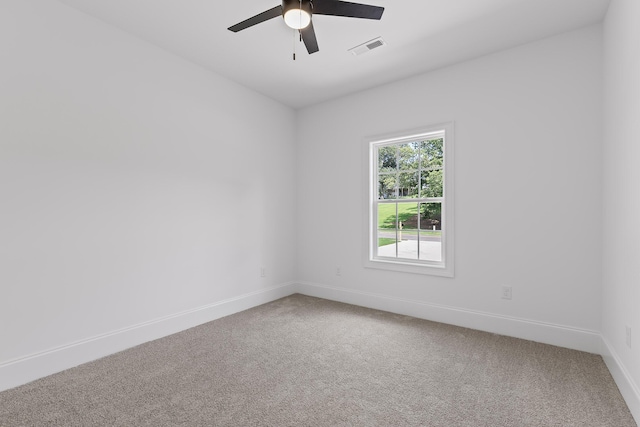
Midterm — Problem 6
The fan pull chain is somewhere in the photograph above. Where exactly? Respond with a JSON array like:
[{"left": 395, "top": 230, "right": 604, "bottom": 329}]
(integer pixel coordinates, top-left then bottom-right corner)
[{"left": 295, "top": 0, "right": 303, "bottom": 60}]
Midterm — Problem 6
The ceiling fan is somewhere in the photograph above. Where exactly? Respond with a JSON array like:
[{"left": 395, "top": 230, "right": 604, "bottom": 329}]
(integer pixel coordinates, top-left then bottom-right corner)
[{"left": 228, "top": 0, "right": 384, "bottom": 58}]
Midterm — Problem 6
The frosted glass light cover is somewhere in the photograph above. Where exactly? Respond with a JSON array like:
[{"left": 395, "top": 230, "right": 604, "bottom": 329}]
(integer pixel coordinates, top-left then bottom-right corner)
[{"left": 284, "top": 9, "right": 311, "bottom": 29}]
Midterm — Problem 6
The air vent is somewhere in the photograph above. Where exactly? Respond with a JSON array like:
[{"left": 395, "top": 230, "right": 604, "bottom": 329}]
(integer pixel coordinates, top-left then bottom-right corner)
[{"left": 348, "top": 37, "right": 386, "bottom": 56}]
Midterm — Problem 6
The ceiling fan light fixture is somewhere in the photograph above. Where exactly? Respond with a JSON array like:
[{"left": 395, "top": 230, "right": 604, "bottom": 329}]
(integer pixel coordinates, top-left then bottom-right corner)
[
  {"left": 228, "top": 0, "right": 384, "bottom": 56},
  {"left": 282, "top": 0, "right": 312, "bottom": 29},
  {"left": 283, "top": 9, "right": 311, "bottom": 29}
]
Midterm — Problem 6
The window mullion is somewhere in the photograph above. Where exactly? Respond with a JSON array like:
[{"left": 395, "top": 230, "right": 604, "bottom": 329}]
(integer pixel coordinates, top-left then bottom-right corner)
[{"left": 395, "top": 203, "right": 399, "bottom": 258}]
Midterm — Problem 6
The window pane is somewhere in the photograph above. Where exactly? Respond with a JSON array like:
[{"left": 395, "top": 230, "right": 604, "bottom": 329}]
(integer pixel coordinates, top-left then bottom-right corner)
[
  {"left": 419, "top": 202, "right": 441, "bottom": 230},
  {"left": 397, "top": 202, "right": 419, "bottom": 230},
  {"left": 378, "top": 146, "right": 397, "bottom": 173},
  {"left": 418, "top": 202, "right": 442, "bottom": 262},
  {"left": 378, "top": 174, "right": 397, "bottom": 199},
  {"left": 377, "top": 203, "right": 398, "bottom": 258},
  {"left": 420, "top": 169, "right": 443, "bottom": 198},
  {"left": 377, "top": 203, "right": 398, "bottom": 230},
  {"left": 421, "top": 138, "right": 444, "bottom": 170},
  {"left": 398, "top": 142, "right": 420, "bottom": 171},
  {"left": 398, "top": 172, "right": 419, "bottom": 199}
]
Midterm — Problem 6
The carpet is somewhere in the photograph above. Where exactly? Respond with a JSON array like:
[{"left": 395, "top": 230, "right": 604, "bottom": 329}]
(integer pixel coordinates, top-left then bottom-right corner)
[{"left": 0, "top": 294, "right": 636, "bottom": 426}]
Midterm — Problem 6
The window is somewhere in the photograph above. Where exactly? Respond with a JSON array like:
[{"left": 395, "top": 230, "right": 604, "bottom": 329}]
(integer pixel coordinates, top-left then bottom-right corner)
[{"left": 364, "top": 123, "right": 454, "bottom": 277}]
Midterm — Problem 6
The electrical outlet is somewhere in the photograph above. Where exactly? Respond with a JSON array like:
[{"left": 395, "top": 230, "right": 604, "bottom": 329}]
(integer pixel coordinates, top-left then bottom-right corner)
[
  {"left": 336, "top": 267, "right": 341, "bottom": 276},
  {"left": 260, "top": 267, "right": 266, "bottom": 278},
  {"left": 501, "top": 286, "right": 512, "bottom": 300},
  {"left": 626, "top": 325, "right": 632, "bottom": 349}
]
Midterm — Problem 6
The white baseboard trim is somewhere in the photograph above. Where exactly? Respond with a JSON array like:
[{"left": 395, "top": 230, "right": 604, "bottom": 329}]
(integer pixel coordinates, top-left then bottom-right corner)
[
  {"left": 295, "top": 281, "right": 602, "bottom": 354},
  {"left": 0, "top": 282, "right": 296, "bottom": 393},
  {"left": 601, "top": 337, "right": 640, "bottom": 424}
]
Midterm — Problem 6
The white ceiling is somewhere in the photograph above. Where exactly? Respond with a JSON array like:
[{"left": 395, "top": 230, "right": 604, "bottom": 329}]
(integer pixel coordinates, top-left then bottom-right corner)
[{"left": 56, "top": 0, "right": 610, "bottom": 109}]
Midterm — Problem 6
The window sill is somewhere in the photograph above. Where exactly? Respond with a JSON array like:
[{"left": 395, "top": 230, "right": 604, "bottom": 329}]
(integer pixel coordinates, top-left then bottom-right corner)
[{"left": 364, "top": 258, "right": 454, "bottom": 277}]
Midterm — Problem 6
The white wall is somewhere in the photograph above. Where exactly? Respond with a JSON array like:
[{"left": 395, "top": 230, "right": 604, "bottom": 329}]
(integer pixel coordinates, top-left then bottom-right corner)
[
  {"left": 296, "top": 26, "right": 603, "bottom": 351},
  {"left": 0, "top": 0, "right": 296, "bottom": 387},
  {"left": 602, "top": 0, "right": 640, "bottom": 419}
]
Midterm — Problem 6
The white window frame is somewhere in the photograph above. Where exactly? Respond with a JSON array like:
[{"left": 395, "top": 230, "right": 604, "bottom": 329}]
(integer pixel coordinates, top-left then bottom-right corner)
[{"left": 363, "top": 122, "right": 454, "bottom": 277}]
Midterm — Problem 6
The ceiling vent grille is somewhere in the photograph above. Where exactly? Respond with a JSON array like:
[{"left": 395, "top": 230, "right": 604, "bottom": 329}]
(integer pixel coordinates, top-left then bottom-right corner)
[{"left": 349, "top": 37, "right": 386, "bottom": 56}]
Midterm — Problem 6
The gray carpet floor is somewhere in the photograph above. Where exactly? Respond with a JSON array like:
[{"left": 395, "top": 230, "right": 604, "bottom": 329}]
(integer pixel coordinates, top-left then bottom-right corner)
[{"left": 0, "top": 294, "right": 636, "bottom": 426}]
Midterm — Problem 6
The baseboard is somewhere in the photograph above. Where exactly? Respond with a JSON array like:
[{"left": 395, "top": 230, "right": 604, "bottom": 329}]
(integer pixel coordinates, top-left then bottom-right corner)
[
  {"left": 601, "top": 337, "right": 640, "bottom": 424},
  {"left": 295, "top": 281, "right": 602, "bottom": 354},
  {"left": 0, "top": 282, "right": 296, "bottom": 393}
]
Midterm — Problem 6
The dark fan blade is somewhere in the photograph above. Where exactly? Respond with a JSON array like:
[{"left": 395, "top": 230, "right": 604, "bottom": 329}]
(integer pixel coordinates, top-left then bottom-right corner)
[
  {"left": 300, "top": 21, "right": 319, "bottom": 54},
  {"left": 228, "top": 5, "right": 282, "bottom": 32},
  {"left": 312, "top": 0, "right": 384, "bottom": 20}
]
